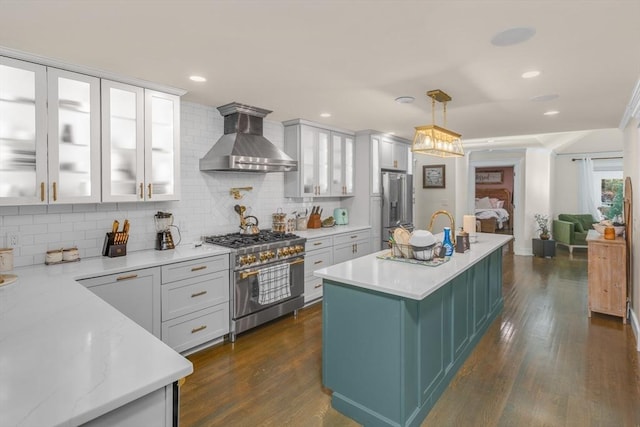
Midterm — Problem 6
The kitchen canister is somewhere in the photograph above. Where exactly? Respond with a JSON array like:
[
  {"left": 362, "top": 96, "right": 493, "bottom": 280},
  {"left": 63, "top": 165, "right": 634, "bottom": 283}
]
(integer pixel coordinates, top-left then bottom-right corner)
[{"left": 0, "top": 248, "right": 14, "bottom": 272}]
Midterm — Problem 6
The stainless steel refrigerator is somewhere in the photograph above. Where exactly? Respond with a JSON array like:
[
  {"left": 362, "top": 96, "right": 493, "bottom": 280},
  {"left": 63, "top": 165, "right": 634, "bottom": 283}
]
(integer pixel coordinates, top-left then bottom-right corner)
[{"left": 381, "top": 171, "right": 414, "bottom": 249}]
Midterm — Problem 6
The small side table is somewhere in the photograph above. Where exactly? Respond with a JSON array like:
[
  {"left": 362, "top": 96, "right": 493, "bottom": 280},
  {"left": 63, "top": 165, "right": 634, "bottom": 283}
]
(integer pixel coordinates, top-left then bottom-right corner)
[{"left": 532, "top": 238, "right": 556, "bottom": 258}]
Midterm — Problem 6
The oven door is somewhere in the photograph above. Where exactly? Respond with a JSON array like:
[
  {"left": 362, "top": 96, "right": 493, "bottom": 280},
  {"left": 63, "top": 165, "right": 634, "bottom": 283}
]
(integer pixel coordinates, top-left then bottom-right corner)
[{"left": 234, "top": 256, "right": 304, "bottom": 319}]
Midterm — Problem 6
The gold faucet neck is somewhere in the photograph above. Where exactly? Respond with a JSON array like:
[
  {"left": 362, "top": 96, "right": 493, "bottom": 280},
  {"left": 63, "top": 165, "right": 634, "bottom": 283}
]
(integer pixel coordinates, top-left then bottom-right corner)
[{"left": 428, "top": 210, "right": 456, "bottom": 241}]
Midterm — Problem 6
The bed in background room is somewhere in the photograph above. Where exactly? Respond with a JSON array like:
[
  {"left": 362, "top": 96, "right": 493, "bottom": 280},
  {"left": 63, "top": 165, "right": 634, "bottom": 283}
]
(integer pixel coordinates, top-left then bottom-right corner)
[{"left": 475, "top": 188, "right": 513, "bottom": 233}]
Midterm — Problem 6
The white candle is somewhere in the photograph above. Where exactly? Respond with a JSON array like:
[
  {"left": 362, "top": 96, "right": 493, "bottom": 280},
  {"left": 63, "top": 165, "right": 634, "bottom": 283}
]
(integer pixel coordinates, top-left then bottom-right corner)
[{"left": 463, "top": 215, "right": 477, "bottom": 234}]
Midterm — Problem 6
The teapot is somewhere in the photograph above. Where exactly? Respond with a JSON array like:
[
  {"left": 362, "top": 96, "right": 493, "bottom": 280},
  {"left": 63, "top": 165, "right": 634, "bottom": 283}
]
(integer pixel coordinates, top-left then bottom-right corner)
[{"left": 241, "top": 216, "right": 260, "bottom": 235}]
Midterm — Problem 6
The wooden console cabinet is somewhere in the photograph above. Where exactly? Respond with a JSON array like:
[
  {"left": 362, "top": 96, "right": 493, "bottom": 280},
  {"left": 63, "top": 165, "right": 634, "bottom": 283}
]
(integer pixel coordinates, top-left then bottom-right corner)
[{"left": 587, "top": 231, "right": 627, "bottom": 323}]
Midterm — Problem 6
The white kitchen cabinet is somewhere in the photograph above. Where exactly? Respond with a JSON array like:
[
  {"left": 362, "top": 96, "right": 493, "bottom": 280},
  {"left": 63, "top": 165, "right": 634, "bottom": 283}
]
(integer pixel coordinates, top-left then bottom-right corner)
[
  {"left": 333, "top": 229, "right": 371, "bottom": 265},
  {"left": 102, "top": 82, "right": 180, "bottom": 202},
  {"left": 47, "top": 68, "right": 101, "bottom": 204},
  {"left": 284, "top": 119, "right": 355, "bottom": 198},
  {"left": 331, "top": 132, "right": 355, "bottom": 196},
  {"left": 79, "top": 267, "right": 162, "bottom": 338},
  {"left": 370, "top": 196, "right": 383, "bottom": 251},
  {"left": 0, "top": 56, "right": 48, "bottom": 205},
  {"left": 304, "top": 238, "right": 333, "bottom": 303},
  {"left": 380, "top": 136, "right": 410, "bottom": 171},
  {"left": 160, "top": 255, "right": 230, "bottom": 353},
  {"left": 0, "top": 58, "right": 100, "bottom": 205}
]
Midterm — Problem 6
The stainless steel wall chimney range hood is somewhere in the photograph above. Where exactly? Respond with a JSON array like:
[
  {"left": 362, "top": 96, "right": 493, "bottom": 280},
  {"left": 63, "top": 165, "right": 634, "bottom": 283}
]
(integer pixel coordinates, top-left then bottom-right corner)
[{"left": 199, "top": 102, "right": 297, "bottom": 173}]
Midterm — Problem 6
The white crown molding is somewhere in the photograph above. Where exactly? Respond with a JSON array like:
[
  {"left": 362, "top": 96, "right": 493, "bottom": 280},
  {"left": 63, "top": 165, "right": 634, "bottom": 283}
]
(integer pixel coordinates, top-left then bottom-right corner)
[
  {"left": 619, "top": 77, "right": 640, "bottom": 130},
  {"left": 0, "top": 46, "right": 187, "bottom": 96}
]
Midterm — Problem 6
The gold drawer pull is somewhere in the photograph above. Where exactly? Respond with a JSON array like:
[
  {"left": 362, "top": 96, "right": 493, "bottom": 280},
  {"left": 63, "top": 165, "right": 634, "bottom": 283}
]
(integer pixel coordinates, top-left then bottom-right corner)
[
  {"left": 313, "top": 242, "right": 323, "bottom": 246},
  {"left": 191, "top": 290, "right": 207, "bottom": 298},
  {"left": 191, "top": 266, "right": 207, "bottom": 272},
  {"left": 139, "top": 182, "right": 144, "bottom": 199},
  {"left": 40, "top": 182, "right": 45, "bottom": 202},
  {"left": 314, "top": 260, "right": 323, "bottom": 265},
  {"left": 191, "top": 325, "right": 207, "bottom": 333},
  {"left": 52, "top": 182, "right": 58, "bottom": 201},
  {"left": 350, "top": 235, "right": 358, "bottom": 239},
  {"left": 116, "top": 274, "right": 138, "bottom": 281},
  {"left": 314, "top": 283, "right": 322, "bottom": 289}
]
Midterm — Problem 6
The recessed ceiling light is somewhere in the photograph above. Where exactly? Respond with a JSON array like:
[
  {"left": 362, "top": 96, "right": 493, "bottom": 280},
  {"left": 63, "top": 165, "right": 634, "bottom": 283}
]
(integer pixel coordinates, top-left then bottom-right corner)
[
  {"left": 521, "top": 70, "right": 540, "bottom": 79},
  {"left": 189, "top": 75, "right": 207, "bottom": 82},
  {"left": 491, "top": 27, "right": 536, "bottom": 46},
  {"left": 530, "top": 94, "right": 559, "bottom": 102},
  {"left": 395, "top": 96, "right": 415, "bottom": 104},
  {"left": 320, "top": 113, "right": 331, "bottom": 118},
  {"left": 543, "top": 110, "right": 559, "bottom": 116}
]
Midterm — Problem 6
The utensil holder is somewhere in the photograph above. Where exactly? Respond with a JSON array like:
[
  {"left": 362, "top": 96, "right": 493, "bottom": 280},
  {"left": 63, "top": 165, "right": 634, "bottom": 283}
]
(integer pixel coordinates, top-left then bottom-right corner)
[
  {"left": 102, "top": 233, "right": 127, "bottom": 258},
  {"left": 307, "top": 213, "right": 322, "bottom": 229},
  {"left": 296, "top": 217, "right": 307, "bottom": 230}
]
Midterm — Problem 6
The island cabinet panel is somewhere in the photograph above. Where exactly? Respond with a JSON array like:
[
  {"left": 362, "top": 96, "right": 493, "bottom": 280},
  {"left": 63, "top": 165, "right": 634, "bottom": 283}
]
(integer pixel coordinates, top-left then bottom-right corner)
[{"left": 322, "top": 247, "right": 505, "bottom": 427}]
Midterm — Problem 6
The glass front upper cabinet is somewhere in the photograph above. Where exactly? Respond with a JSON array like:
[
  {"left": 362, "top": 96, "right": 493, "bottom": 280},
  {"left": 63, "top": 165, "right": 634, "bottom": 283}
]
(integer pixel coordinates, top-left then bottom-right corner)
[
  {"left": 47, "top": 68, "right": 101, "bottom": 203},
  {"left": 0, "top": 57, "right": 47, "bottom": 205}
]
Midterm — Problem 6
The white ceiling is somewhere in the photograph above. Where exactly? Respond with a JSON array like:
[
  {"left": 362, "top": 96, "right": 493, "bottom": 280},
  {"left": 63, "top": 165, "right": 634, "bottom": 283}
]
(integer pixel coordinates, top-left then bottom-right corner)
[{"left": 1, "top": 0, "right": 639, "bottom": 148}]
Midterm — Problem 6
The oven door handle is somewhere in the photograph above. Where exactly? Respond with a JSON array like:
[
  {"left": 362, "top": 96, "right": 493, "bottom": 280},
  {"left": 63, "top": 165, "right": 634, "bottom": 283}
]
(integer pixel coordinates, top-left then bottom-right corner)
[{"left": 239, "top": 258, "right": 304, "bottom": 280}]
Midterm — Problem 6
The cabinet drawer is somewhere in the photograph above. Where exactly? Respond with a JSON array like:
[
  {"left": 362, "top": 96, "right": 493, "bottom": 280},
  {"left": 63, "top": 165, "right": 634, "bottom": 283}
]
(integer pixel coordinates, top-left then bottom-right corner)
[
  {"left": 306, "top": 236, "right": 333, "bottom": 251},
  {"left": 304, "top": 275, "right": 323, "bottom": 303},
  {"left": 162, "top": 272, "right": 229, "bottom": 321},
  {"left": 79, "top": 267, "right": 161, "bottom": 338},
  {"left": 304, "top": 247, "right": 333, "bottom": 278},
  {"left": 161, "top": 255, "right": 229, "bottom": 284},
  {"left": 162, "top": 304, "right": 229, "bottom": 353},
  {"left": 333, "top": 230, "right": 370, "bottom": 246}
]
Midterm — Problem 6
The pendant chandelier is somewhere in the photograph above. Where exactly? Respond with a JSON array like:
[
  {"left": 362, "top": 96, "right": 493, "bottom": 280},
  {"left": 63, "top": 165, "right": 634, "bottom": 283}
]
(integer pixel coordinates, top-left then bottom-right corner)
[{"left": 412, "top": 89, "right": 464, "bottom": 157}]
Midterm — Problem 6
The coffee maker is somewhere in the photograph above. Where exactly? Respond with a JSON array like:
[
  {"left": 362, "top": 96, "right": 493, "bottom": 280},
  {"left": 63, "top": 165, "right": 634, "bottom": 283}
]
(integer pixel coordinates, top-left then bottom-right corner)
[{"left": 155, "top": 211, "right": 175, "bottom": 250}]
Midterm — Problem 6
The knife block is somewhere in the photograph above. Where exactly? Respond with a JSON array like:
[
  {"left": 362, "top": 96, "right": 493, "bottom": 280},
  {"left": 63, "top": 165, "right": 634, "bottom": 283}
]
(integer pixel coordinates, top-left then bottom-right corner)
[
  {"left": 102, "top": 233, "right": 127, "bottom": 258},
  {"left": 307, "top": 213, "right": 322, "bottom": 229}
]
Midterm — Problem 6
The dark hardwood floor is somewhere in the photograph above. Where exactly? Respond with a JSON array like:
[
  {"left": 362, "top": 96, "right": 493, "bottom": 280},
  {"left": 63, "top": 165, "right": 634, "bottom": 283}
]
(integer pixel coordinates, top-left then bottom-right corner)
[{"left": 180, "top": 247, "right": 640, "bottom": 427}]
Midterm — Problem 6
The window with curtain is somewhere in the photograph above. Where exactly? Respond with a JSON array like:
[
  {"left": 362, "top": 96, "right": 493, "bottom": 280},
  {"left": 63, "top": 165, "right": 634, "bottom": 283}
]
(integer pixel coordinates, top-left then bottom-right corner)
[{"left": 593, "top": 158, "right": 623, "bottom": 221}]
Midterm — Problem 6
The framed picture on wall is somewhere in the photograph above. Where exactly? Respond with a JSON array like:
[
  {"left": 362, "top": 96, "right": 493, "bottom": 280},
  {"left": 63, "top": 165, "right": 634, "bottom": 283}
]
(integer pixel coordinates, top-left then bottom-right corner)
[
  {"left": 423, "top": 165, "right": 446, "bottom": 188},
  {"left": 475, "top": 170, "right": 503, "bottom": 184}
]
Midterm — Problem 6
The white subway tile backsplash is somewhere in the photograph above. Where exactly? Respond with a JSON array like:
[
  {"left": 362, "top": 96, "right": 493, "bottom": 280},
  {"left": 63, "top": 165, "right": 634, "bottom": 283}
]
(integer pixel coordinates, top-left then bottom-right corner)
[{"left": 0, "top": 100, "right": 345, "bottom": 267}]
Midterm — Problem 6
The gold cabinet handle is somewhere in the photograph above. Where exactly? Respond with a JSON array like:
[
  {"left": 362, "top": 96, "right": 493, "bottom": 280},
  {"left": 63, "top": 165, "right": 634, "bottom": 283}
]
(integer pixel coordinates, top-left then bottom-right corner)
[
  {"left": 40, "top": 182, "right": 45, "bottom": 202},
  {"left": 139, "top": 183, "right": 144, "bottom": 199},
  {"left": 313, "top": 242, "right": 322, "bottom": 246},
  {"left": 191, "top": 266, "right": 207, "bottom": 272},
  {"left": 314, "top": 283, "right": 322, "bottom": 289},
  {"left": 52, "top": 182, "right": 57, "bottom": 201},
  {"left": 116, "top": 274, "right": 138, "bottom": 281},
  {"left": 351, "top": 235, "right": 358, "bottom": 239},
  {"left": 191, "top": 290, "right": 207, "bottom": 298},
  {"left": 314, "top": 260, "right": 323, "bottom": 265},
  {"left": 148, "top": 183, "right": 152, "bottom": 199},
  {"left": 191, "top": 325, "right": 207, "bottom": 334}
]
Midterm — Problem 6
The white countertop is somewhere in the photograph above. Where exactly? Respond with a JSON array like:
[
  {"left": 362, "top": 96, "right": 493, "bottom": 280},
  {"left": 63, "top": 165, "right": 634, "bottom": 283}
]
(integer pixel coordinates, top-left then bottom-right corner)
[
  {"left": 295, "top": 224, "right": 371, "bottom": 239},
  {"left": 0, "top": 244, "right": 230, "bottom": 427},
  {"left": 314, "top": 233, "right": 512, "bottom": 300}
]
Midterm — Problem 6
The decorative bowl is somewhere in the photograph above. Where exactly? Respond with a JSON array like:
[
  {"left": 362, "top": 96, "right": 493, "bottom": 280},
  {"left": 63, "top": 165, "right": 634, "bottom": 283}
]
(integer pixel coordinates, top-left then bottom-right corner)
[{"left": 593, "top": 224, "right": 625, "bottom": 236}]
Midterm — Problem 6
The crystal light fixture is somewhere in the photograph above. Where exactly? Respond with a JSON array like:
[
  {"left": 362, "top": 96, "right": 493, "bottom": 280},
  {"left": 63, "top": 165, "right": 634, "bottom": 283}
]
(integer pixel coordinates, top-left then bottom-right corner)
[{"left": 412, "top": 89, "right": 464, "bottom": 157}]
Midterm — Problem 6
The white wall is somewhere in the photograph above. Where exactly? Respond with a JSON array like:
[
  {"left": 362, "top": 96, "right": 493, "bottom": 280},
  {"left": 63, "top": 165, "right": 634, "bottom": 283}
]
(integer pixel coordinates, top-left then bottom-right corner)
[
  {"left": 413, "top": 155, "right": 457, "bottom": 232},
  {"left": 0, "top": 101, "right": 342, "bottom": 267}
]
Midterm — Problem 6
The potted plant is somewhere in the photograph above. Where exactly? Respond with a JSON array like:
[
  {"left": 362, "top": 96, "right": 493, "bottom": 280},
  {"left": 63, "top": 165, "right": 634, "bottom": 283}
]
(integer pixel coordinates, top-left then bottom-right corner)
[{"left": 534, "top": 214, "right": 550, "bottom": 240}]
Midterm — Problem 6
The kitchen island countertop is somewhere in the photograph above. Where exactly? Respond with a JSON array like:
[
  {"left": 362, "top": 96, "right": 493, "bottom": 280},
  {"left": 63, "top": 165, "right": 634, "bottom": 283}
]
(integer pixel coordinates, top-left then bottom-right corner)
[
  {"left": 315, "top": 232, "right": 512, "bottom": 300},
  {"left": 0, "top": 243, "right": 230, "bottom": 427}
]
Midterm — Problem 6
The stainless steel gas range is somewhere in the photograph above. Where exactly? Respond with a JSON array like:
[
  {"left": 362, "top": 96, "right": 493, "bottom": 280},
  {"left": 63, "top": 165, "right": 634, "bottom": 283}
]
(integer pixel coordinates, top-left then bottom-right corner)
[{"left": 203, "top": 230, "right": 306, "bottom": 342}]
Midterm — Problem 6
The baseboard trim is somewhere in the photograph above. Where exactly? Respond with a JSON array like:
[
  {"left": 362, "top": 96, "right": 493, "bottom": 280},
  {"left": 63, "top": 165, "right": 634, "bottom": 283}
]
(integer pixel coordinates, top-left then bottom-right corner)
[{"left": 630, "top": 308, "right": 640, "bottom": 352}]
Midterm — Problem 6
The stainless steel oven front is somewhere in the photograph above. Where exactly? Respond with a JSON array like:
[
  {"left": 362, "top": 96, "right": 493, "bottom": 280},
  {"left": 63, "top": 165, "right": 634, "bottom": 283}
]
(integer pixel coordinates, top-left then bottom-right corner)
[{"left": 230, "top": 255, "right": 305, "bottom": 340}]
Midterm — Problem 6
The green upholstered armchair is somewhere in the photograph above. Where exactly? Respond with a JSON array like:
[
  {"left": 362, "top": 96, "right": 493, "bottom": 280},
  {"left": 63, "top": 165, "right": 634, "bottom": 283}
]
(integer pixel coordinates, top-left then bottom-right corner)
[{"left": 552, "top": 214, "right": 597, "bottom": 255}]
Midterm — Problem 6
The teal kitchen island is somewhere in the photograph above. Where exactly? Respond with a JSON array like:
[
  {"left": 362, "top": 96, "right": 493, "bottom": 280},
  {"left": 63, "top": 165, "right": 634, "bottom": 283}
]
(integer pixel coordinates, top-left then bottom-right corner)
[{"left": 315, "top": 233, "right": 512, "bottom": 427}]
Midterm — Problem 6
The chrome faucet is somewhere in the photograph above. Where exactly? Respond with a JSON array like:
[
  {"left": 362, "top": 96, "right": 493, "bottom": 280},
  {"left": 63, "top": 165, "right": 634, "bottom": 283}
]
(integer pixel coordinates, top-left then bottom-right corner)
[{"left": 428, "top": 210, "right": 455, "bottom": 241}]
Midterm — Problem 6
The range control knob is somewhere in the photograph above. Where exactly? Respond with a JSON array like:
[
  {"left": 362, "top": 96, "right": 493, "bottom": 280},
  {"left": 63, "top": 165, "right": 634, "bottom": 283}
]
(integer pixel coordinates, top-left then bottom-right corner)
[
  {"left": 281, "top": 247, "right": 290, "bottom": 256},
  {"left": 267, "top": 250, "right": 275, "bottom": 259},
  {"left": 247, "top": 254, "right": 257, "bottom": 263},
  {"left": 239, "top": 255, "right": 249, "bottom": 266},
  {"left": 294, "top": 245, "right": 304, "bottom": 253},
  {"left": 259, "top": 252, "right": 269, "bottom": 261}
]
